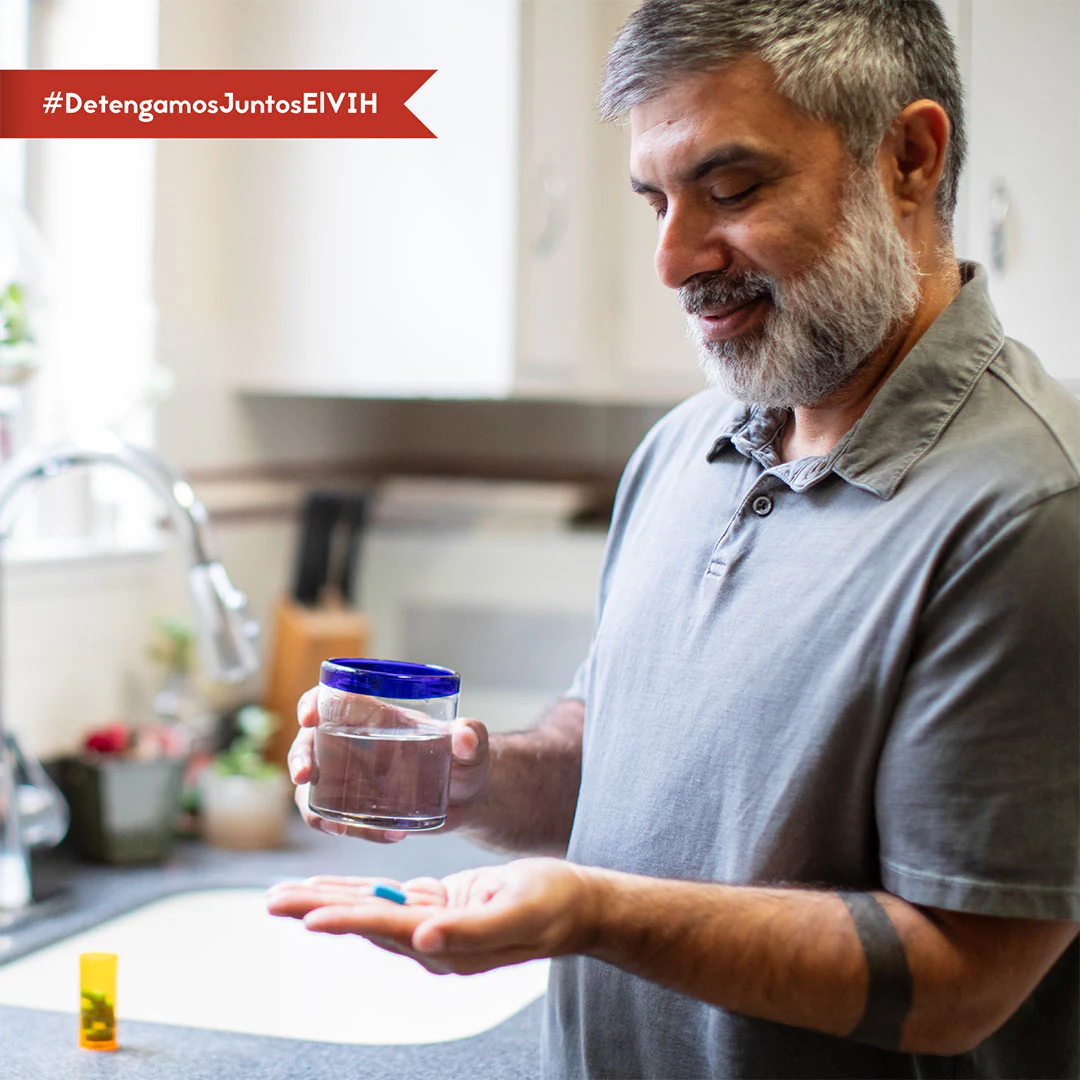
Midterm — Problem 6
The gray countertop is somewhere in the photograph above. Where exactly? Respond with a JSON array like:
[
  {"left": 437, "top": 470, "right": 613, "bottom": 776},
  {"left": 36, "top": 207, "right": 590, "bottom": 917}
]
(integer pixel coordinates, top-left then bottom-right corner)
[{"left": 0, "top": 818, "right": 543, "bottom": 1079}]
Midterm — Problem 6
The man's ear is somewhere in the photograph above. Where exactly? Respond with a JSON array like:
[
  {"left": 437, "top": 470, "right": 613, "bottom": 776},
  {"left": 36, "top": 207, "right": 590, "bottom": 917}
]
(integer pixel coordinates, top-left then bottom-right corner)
[{"left": 879, "top": 99, "right": 951, "bottom": 220}]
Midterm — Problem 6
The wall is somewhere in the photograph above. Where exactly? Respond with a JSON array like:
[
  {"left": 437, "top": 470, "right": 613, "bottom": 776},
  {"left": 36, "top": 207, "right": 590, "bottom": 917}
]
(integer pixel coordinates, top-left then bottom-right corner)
[
  {"left": 4, "top": 551, "right": 163, "bottom": 759},
  {"left": 957, "top": 0, "right": 1079, "bottom": 387}
]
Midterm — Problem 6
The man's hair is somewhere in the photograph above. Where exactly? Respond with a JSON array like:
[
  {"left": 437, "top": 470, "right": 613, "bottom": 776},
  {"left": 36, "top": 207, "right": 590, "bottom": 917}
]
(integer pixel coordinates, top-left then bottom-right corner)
[{"left": 600, "top": 0, "right": 966, "bottom": 228}]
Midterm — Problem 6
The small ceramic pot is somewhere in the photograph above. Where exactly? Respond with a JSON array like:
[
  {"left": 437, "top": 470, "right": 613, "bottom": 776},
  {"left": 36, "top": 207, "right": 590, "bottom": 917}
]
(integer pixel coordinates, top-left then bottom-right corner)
[{"left": 197, "top": 768, "right": 291, "bottom": 850}]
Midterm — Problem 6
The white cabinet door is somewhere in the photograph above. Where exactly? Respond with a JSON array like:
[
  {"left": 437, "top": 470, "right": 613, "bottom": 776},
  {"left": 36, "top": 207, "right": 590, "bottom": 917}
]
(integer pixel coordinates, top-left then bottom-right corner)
[
  {"left": 514, "top": 0, "right": 609, "bottom": 397},
  {"left": 228, "top": 0, "right": 520, "bottom": 398},
  {"left": 954, "top": 0, "right": 1080, "bottom": 388}
]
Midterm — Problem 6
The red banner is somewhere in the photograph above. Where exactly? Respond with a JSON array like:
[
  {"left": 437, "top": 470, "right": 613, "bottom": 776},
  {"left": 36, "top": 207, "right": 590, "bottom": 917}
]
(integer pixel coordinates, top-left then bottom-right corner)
[{"left": 0, "top": 70, "right": 436, "bottom": 138}]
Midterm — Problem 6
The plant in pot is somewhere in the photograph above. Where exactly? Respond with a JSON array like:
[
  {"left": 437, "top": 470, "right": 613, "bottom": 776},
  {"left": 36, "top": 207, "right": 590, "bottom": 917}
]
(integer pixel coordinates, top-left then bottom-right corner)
[
  {"left": 0, "top": 277, "right": 39, "bottom": 464},
  {"left": 0, "top": 280, "right": 37, "bottom": 384},
  {"left": 198, "top": 705, "right": 291, "bottom": 850},
  {"left": 1, "top": 200, "right": 51, "bottom": 454},
  {"left": 62, "top": 720, "right": 188, "bottom": 864},
  {"left": 148, "top": 616, "right": 216, "bottom": 733}
]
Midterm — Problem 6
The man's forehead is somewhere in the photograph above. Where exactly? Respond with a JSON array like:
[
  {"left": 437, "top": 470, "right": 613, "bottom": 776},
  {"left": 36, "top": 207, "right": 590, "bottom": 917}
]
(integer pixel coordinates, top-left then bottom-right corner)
[
  {"left": 628, "top": 57, "right": 782, "bottom": 135},
  {"left": 628, "top": 60, "right": 843, "bottom": 183}
]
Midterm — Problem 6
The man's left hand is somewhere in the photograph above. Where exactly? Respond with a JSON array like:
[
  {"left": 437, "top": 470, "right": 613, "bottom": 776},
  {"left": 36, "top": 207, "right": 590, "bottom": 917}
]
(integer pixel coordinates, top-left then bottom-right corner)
[{"left": 266, "top": 858, "right": 596, "bottom": 975}]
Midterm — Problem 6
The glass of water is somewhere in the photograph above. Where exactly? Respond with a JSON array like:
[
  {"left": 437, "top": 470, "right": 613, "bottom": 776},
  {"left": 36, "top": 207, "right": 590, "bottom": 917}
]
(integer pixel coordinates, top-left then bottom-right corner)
[{"left": 308, "top": 658, "right": 460, "bottom": 831}]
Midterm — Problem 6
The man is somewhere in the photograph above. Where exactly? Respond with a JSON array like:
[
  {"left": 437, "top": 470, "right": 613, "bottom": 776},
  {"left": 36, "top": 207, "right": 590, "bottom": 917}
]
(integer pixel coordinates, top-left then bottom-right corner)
[{"left": 269, "top": 2, "right": 1079, "bottom": 1077}]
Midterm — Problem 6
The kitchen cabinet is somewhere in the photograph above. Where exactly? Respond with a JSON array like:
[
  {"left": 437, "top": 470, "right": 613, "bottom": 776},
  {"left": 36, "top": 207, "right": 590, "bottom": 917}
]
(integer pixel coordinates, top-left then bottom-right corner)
[
  {"left": 222, "top": 0, "right": 518, "bottom": 399},
  {"left": 224, "top": 0, "right": 702, "bottom": 404}
]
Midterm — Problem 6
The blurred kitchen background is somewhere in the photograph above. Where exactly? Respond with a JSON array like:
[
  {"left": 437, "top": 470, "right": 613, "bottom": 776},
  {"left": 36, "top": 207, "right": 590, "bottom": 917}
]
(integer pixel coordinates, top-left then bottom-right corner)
[{"left": 0, "top": 0, "right": 1076, "bottom": 764}]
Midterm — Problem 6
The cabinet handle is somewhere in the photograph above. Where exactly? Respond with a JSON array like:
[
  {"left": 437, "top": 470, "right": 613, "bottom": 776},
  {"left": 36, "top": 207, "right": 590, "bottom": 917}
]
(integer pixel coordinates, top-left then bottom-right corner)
[
  {"left": 989, "top": 179, "right": 1010, "bottom": 273},
  {"left": 534, "top": 165, "right": 568, "bottom": 256}
]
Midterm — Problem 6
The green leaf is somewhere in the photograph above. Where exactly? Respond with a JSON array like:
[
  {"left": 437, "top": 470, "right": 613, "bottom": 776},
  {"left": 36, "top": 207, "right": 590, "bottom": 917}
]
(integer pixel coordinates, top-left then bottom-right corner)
[{"left": 0, "top": 281, "right": 32, "bottom": 346}]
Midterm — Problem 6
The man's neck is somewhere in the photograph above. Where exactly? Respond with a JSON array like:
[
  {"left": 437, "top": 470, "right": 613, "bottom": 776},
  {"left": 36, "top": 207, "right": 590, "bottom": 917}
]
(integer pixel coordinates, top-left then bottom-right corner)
[{"left": 779, "top": 255, "right": 962, "bottom": 463}]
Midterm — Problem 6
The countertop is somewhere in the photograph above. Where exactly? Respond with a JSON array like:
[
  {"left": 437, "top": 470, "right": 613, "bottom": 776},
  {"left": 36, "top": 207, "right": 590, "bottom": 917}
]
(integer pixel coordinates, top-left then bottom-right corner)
[{"left": 0, "top": 818, "right": 544, "bottom": 1079}]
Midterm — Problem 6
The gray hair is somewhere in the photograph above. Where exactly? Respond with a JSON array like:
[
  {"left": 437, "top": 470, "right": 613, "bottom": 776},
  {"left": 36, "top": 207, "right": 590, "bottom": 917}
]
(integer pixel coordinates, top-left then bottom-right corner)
[{"left": 600, "top": 0, "right": 966, "bottom": 228}]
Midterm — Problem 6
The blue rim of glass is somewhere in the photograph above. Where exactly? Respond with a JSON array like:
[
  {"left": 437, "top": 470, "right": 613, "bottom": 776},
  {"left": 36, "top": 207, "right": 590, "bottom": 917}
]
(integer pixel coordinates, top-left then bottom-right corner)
[{"left": 320, "top": 658, "right": 460, "bottom": 700}]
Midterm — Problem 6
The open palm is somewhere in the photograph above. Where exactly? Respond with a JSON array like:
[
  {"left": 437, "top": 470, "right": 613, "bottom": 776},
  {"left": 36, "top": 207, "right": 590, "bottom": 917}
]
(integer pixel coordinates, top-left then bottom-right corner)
[{"left": 267, "top": 857, "right": 594, "bottom": 975}]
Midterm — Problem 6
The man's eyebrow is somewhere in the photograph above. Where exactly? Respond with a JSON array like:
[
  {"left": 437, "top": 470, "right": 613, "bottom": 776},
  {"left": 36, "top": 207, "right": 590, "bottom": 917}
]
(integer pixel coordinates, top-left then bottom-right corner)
[{"left": 630, "top": 144, "right": 781, "bottom": 194}]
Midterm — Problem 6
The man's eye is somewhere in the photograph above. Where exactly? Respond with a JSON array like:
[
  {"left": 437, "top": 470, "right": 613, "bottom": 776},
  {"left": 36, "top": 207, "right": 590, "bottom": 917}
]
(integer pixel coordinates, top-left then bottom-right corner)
[
  {"left": 712, "top": 183, "right": 761, "bottom": 207},
  {"left": 649, "top": 201, "right": 667, "bottom": 220}
]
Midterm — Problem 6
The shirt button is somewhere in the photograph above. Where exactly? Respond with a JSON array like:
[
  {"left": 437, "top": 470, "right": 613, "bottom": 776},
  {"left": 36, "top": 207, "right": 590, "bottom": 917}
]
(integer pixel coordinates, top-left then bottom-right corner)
[{"left": 751, "top": 495, "right": 773, "bottom": 517}]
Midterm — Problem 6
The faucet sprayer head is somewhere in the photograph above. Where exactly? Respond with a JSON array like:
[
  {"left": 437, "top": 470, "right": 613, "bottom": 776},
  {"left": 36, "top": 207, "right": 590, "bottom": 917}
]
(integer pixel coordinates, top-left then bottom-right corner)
[
  {"left": 0, "top": 435, "right": 261, "bottom": 683},
  {"left": 187, "top": 562, "right": 260, "bottom": 682}
]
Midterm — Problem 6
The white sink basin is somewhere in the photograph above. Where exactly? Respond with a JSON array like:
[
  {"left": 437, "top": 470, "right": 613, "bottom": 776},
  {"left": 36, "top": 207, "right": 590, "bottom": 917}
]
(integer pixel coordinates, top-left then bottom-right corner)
[{"left": 0, "top": 888, "right": 549, "bottom": 1044}]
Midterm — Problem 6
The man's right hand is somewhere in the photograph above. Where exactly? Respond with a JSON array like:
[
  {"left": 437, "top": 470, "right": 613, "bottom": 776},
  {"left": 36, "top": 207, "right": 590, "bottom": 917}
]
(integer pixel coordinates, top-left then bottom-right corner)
[{"left": 288, "top": 686, "right": 493, "bottom": 843}]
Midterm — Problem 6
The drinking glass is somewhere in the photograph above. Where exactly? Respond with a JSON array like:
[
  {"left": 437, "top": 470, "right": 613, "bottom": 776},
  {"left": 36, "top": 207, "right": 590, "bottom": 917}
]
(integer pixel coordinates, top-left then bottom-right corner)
[{"left": 308, "top": 658, "right": 459, "bottom": 831}]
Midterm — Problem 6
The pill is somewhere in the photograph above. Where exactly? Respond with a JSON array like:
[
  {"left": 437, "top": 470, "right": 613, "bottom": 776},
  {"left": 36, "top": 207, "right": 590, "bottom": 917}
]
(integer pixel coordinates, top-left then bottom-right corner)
[{"left": 373, "top": 883, "right": 407, "bottom": 904}]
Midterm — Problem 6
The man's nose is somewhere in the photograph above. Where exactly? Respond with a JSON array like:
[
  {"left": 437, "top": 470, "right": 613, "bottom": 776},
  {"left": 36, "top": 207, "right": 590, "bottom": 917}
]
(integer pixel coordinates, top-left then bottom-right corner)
[{"left": 654, "top": 203, "right": 732, "bottom": 290}]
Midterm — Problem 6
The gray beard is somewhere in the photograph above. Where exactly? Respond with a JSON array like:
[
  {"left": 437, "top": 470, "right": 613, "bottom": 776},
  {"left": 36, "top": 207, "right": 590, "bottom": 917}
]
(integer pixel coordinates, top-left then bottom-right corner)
[{"left": 681, "top": 167, "right": 921, "bottom": 409}]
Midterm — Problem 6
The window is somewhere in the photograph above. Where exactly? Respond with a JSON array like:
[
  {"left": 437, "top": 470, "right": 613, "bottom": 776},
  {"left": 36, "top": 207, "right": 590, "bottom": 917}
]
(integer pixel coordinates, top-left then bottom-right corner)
[
  {"left": 2, "top": 0, "right": 161, "bottom": 555},
  {"left": 0, "top": 0, "right": 32, "bottom": 444}
]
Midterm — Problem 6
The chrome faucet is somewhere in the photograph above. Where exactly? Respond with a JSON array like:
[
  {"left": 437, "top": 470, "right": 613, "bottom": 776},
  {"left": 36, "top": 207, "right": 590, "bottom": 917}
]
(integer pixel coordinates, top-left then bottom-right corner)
[{"left": 0, "top": 433, "right": 260, "bottom": 916}]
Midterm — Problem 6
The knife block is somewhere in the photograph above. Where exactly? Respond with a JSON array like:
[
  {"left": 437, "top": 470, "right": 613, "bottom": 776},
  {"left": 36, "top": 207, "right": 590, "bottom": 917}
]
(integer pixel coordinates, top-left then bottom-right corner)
[{"left": 262, "top": 597, "right": 371, "bottom": 768}]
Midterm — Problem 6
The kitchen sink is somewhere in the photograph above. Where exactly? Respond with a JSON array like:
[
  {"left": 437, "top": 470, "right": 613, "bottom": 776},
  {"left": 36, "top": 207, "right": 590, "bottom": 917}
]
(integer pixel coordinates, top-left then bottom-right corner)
[{"left": 0, "top": 886, "right": 549, "bottom": 1044}]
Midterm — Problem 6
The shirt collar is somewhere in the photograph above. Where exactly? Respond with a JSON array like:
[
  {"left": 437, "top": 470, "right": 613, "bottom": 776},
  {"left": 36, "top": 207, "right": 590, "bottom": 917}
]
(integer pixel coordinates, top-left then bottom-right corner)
[{"left": 706, "top": 262, "right": 1005, "bottom": 499}]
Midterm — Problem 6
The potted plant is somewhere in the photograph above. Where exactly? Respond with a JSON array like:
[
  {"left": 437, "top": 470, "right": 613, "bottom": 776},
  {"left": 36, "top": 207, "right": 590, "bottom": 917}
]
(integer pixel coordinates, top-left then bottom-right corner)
[
  {"left": 60, "top": 720, "right": 187, "bottom": 864},
  {"left": 198, "top": 705, "right": 291, "bottom": 850},
  {"left": 0, "top": 280, "right": 37, "bottom": 384}
]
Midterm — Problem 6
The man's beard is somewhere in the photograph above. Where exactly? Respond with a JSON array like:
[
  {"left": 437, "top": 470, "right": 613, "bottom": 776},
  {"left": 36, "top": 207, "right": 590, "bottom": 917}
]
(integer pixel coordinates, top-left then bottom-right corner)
[{"left": 680, "top": 167, "right": 921, "bottom": 409}]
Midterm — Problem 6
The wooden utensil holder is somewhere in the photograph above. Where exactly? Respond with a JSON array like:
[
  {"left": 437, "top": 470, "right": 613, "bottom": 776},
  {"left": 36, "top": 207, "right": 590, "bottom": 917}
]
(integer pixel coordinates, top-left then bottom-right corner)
[{"left": 262, "top": 597, "right": 371, "bottom": 767}]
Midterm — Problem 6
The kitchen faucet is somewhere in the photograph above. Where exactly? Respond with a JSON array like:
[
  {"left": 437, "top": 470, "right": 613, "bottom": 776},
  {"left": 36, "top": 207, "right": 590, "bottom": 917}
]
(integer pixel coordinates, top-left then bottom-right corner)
[{"left": 0, "top": 433, "right": 260, "bottom": 918}]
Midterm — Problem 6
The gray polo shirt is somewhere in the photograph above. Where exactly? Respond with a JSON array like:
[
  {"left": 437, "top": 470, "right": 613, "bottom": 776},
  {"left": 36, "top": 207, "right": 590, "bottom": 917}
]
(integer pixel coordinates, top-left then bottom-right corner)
[{"left": 543, "top": 263, "right": 1079, "bottom": 1079}]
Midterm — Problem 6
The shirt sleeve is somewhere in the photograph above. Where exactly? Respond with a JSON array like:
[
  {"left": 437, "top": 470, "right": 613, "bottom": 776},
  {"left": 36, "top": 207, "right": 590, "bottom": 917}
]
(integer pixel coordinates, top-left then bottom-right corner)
[
  {"left": 876, "top": 488, "right": 1079, "bottom": 920},
  {"left": 563, "top": 657, "right": 590, "bottom": 704}
]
